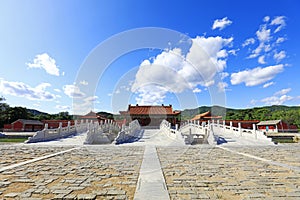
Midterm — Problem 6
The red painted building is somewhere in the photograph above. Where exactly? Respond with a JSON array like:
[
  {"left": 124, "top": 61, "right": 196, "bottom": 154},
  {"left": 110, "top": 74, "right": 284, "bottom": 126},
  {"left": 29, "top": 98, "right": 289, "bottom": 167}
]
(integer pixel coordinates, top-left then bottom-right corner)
[
  {"left": 257, "top": 120, "right": 298, "bottom": 133},
  {"left": 76, "top": 111, "right": 109, "bottom": 124},
  {"left": 4, "top": 119, "right": 44, "bottom": 132},
  {"left": 191, "top": 111, "right": 222, "bottom": 122},
  {"left": 120, "top": 104, "right": 181, "bottom": 127}
]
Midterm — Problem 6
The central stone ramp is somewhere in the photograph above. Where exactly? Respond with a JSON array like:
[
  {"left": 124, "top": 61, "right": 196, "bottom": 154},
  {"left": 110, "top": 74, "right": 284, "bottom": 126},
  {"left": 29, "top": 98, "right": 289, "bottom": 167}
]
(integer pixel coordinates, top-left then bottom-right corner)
[
  {"left": 124, "top": 129, "right": 185, "bottom": 146},
  {"left": 134, "top": 145, "right": 170, "bottom": 200}
]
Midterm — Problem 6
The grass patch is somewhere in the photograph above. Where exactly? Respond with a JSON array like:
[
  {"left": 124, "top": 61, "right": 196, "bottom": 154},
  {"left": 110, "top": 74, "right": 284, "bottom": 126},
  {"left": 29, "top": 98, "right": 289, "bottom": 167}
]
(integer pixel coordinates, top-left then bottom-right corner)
[
  {"left": 272, "top": 138, "right": 295, "bottom": 143},
  {"left": 0, "top": 138, "right": 27, "bottom": 143}
]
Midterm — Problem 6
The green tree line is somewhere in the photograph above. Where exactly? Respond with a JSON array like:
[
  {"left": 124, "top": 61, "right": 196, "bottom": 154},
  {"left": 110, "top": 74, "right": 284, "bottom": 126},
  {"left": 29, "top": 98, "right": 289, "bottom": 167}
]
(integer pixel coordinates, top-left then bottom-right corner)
[{"left": 0, "top": 97, "right": 72, "bottom": 129}]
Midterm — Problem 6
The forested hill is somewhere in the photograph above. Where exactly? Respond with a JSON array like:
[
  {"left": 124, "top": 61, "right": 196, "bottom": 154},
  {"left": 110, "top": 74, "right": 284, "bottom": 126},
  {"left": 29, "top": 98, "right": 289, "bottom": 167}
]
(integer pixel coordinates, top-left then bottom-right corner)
[{"left": 181, "top": 105, "right": 300, "bottom": 127}]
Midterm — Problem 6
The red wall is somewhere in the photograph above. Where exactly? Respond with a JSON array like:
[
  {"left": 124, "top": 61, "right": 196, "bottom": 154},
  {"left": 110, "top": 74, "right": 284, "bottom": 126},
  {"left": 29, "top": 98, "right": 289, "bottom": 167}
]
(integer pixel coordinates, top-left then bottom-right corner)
[
  {"left": 12, "top": 121, "right": 24, "bottom": 131},
  {"left": 42, "top": 120, "right": 74, "bottom": 129}
]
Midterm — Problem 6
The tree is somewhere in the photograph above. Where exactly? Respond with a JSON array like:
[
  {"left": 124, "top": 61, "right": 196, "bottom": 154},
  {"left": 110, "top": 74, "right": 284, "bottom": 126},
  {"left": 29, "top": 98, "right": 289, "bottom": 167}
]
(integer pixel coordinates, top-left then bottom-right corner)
[{"left": 0, "top": 97, "right": 10, "bottom": 128}]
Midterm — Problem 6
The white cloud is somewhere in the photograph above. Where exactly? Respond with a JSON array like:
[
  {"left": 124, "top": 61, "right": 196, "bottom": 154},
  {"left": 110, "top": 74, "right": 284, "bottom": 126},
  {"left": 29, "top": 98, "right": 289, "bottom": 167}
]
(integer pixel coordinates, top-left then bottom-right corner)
[
  {"left": 274, "top": 88, "right": 291, "bottom": 96},
  {"left": 192, "top": 88, "right": 201, "bottom": 93},
  {"left": 220, "top": 72, "right": 229, "bottom": 80},
  {"left": 242, "top": 38, "right": 255, "bottom": 47},
  {"left": 261, "top": 94, "right": 293, "bottom": 105},
  {"left": 271, "top": 16, "right": 286, "bottom": 33},
  {"left": 55, "top": 105, "right": 70, "bottom": 110},
  {"left": 72, "top": 95, "right": 99, "bottom": 114},
  {"left": 54, "top": 89, "right": 61, "bottom": 93},
  {"left": 217, "top": 82, "right": 228, "bottom": 92},
  {"left": 230, "top": 64, "right": 284, "bottom": 86},
  {"left": 273, "top": 50, "right": 286, "bottom": 62},
  {"left": 256, "top": 25, "right": 271, "bottom": 42},
  {"left": 212, "top": 17, "right": 233, "bottom": 30},
  {"left": 276, "top": 37, "right": 286, "bottom": 44},
  {"left": 0, "top": 79, "right": 56, "bottom": 101},
  {"left": 250, "top": 99, "right": 257, "bottom": 105},
  {"left": 258, "top": 55, "right": 266, "bottom": 64},
  {"left": 135, "top": 86, "right": 168, "bottom": 105},
  {"left": 260, "top": 88, "right": 292, "bottom": 105},
  {"left": 263, "top": 16, "right": 270, "bottom": 22},
  {"left": 247, "top": 16, "right": 288, "bottom": 64},
  {"left": 132, "top": 36, "right": 233, "bottom": 104},
  {"left": 63, "top": 84, "right": 85, "bottom": 98},
  {"left": 84, "top": 95, "right": 98, "bottom": 103},
  {"left": 79, "top": 80, "right": 88, "bottom": 86},
  {"left": 26, "top": 53, "right": 60, "bottom": 76},
  {"left": 228, "top": 49, "right": 238, "bottom": 55},
  {"left": 263, "top": 82, "right": 274, "bottom": 88}
]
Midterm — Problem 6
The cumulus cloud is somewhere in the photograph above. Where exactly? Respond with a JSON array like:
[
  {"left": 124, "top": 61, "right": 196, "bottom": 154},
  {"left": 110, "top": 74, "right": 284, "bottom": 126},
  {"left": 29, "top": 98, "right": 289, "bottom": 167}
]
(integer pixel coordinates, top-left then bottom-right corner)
[
  {"left": 217, "top": 82, "right": 228, "bottom": 92},
  {"left": 230, "top": 64, "right": 284, "bottom": 86},
  {"left": 273, "top": 50, "right": 286, "bottom": 62},
  {"left": 26, "top": 53, "right": 60, "bottom": 76},
  {"left": 192, "top": 88, "right": 201, "bottom": 93},
  {"left": 0, "top": 79, "right": 56, "bottom": 101},
  {"left": 247, "top": 16, "right": 287, "bottom": 62},
  {"left": 258, "top": 55, "right": 266, "bottom": 64},
  {"left": 263, "top": 16, "right": 270, "bottom": 22},
  {"left": 271, "top": 16, "right": 286, "bottom": 33},
  {"left": 63, "top": 84, "right": 85, "bottom": 98},
  {"left": 132, "top": 36, "right": 233, "bottom": 104},
  {"left": 242, "top": 38, "right": 255, "bottom": 47},
  {"left": 261, "top": 88, "right": 293, "bottom": 105},
  {"left": 263, "top": 82, "right": 274, "bottom": 88},
  {"left": 72, "top": 95, "right": 99, "bottom": 114},
  {"left": 212, "top": 17, "right": 232, "bottom": 30}
]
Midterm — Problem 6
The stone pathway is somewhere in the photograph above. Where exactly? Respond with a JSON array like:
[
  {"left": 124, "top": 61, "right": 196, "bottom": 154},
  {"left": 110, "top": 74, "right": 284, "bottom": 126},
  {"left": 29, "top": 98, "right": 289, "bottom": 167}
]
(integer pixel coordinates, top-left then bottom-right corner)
[{"left": 134, "top": 145, "right": 169, "bottom": 200}]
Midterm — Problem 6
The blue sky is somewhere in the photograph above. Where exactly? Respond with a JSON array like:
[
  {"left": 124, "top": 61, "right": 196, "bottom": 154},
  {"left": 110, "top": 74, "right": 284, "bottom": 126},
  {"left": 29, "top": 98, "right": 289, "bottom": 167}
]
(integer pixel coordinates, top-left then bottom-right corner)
[{"left": 0, "top": 0, "right": 299, "bottom": 114}]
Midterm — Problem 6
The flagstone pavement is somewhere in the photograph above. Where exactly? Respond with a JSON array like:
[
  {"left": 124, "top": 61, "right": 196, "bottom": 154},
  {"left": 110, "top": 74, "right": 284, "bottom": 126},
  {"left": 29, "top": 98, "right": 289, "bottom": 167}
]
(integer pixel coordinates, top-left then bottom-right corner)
[{"left": 0, "top": 138, "right": 299, "bottom": 199}]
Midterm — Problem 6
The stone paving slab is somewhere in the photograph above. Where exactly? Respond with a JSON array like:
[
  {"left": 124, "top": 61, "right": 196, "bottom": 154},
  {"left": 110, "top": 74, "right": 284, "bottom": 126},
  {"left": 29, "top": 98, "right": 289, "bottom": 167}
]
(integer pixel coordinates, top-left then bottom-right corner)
[
  {"left": 226, "top": 144, "right": 300, "bottom": 168},
  {"left": 0, "top": 145, "right": 74, "bottom": 168},
  {"left": 0, "top": 146, "right": 144, "bottom": 199},
  {"left": 157, "top": 145, "right": 300, "bottom": 200},
  {"left": 0, "top": 143, "right": 300, "bottom": 199}
]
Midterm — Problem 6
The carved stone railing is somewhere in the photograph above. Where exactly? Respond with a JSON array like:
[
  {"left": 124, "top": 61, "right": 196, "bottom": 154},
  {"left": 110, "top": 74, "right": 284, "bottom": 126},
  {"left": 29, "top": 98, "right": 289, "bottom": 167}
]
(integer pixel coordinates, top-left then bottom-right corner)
[
  {"left": 84, "top": 120, "right": 121, "bottom": 144},
  {"left": 159, "top": 120, "right": 183, "bottom": 140},
  {"left": 26, "top": 120, "right": 88, "bottom": 143},
  {"left": 114, "top": 120, "right": 142, "bottom": 144},
  {"left": 211, "top": 120, "right": 273, "bottom": 144},
  {"left": 26, "top": 119, "right": 120, "bottom": 144},
  {"left": 179, "top": 120, "right": 214, "bottom": 145}
]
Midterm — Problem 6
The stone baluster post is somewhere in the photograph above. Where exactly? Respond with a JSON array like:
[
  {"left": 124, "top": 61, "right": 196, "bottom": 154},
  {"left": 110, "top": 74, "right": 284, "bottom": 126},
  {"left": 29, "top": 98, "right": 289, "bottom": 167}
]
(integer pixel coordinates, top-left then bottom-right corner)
[
  {"left": 223, "top": 120, "right": 226, "bottom": 133},
  {"left": 44, "top": 123, "right": 48, "bottom": 130},
  {"left": 253, "top": 124, "right": 257, "bottom": 139},
  {"left": 67, "top": 121, "right": 71, "bottom": 133},
  {"left": 238, "top": 122, "right": 242, "bottom": 136},
  {"left": 230, "top": 121, "right": 233, "bottom": 132},
  {"left": 58, "top": 122, "right": 62, "bottom": 135}
]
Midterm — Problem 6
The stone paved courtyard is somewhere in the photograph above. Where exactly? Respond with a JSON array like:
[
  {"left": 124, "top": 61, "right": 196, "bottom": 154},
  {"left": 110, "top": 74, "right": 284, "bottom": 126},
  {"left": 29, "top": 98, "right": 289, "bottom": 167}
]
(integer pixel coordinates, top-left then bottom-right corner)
[{"left": 0, "top": 144, "right": 299, "bottom": 199}]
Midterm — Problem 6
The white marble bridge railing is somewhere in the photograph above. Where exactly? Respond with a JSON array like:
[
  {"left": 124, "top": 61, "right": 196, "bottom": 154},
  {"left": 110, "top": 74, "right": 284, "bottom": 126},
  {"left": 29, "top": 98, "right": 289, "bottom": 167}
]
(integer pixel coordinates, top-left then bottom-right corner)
[
  {"left": 159, "top": 120, "right": 182, "bottom": 140},
  {"left": 84, "top": 120, "right": 121, "bottom": 144},
  {"left": 114, "top": 120, "right": 142, "bottom": 144},
  {"left": 26, "top": 119, "right": 120, "bottom": 143},
  {"left": 211, "top": 120, "right": 273, "bottom": 143},
  {"left": 179, "top": 120, "right": 215, "bottom": 145}
]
